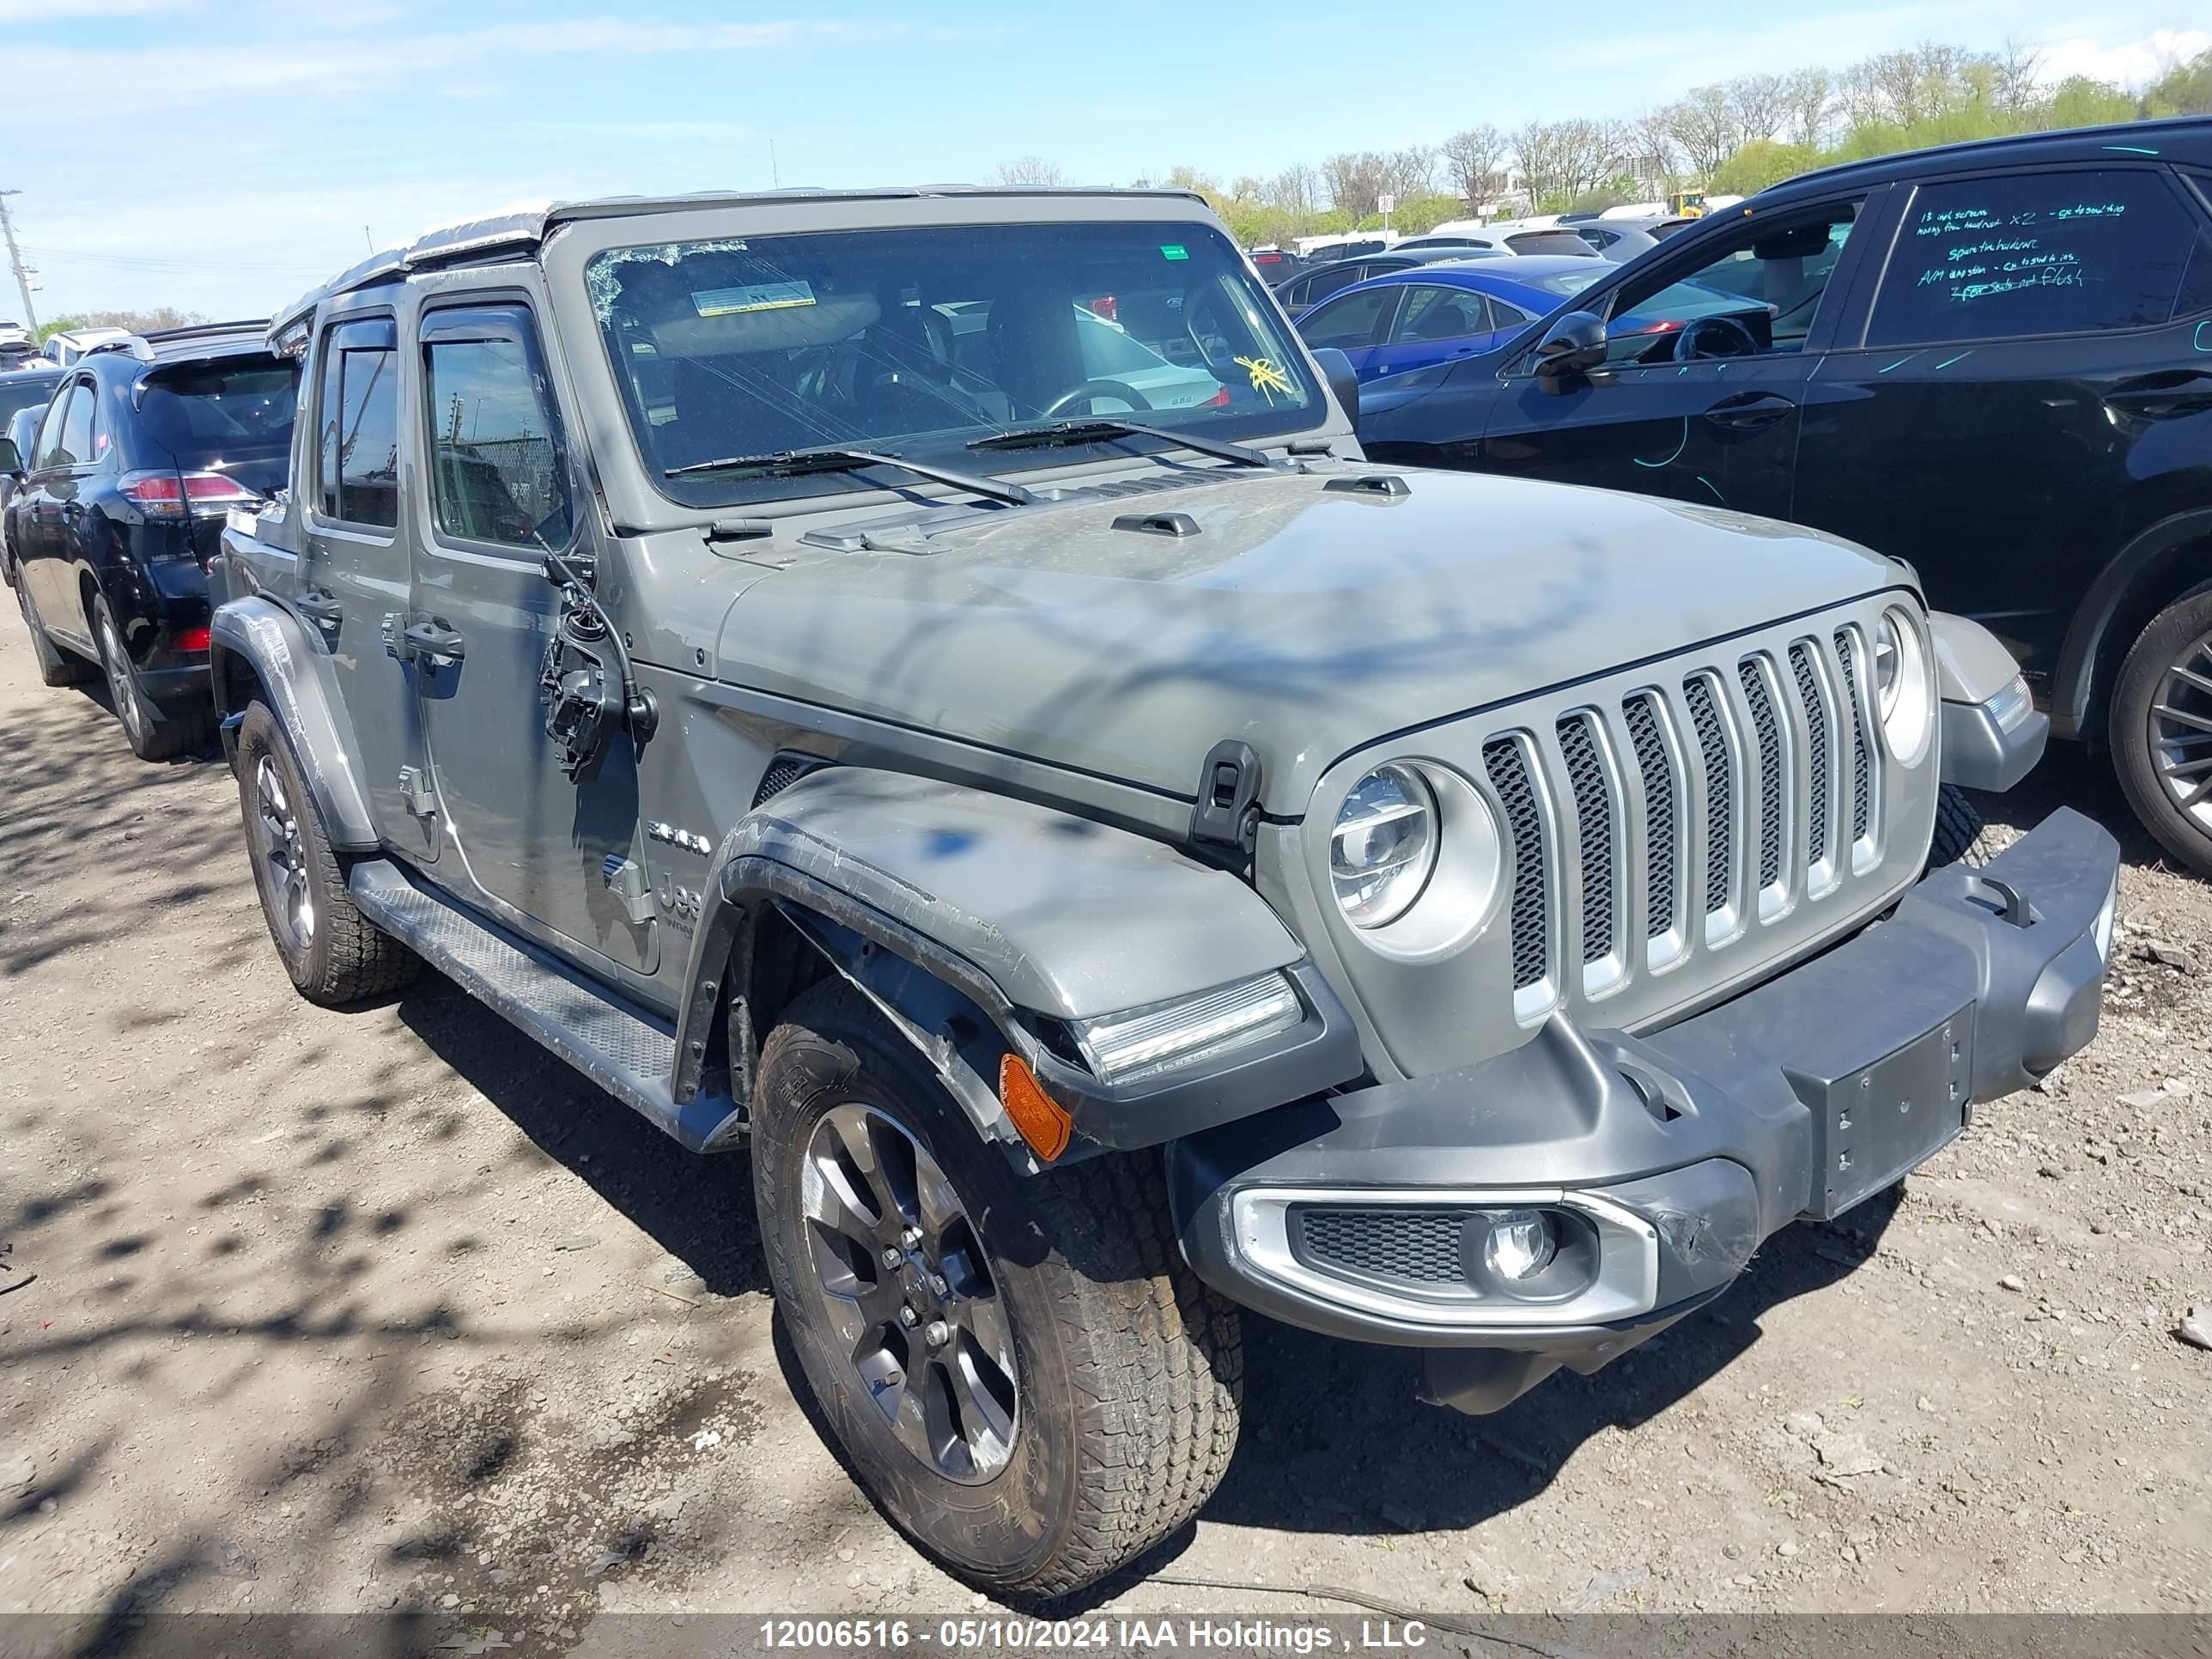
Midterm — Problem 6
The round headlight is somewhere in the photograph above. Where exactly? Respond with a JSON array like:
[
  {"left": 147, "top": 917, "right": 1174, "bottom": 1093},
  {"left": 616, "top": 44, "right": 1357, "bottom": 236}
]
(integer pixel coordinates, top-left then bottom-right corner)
[
  {"left": 1874, "top": 606, "right": 1934, "bottom": 767},
  {"left": 1331, "top": 763, "right": 1437, "bottom": 928}
]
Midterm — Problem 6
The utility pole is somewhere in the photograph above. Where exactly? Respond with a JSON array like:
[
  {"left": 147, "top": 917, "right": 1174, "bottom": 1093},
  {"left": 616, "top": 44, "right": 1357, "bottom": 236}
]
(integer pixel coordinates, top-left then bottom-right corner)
[{"left": 0, "top": 191, "right": 39, "bottom": 338}]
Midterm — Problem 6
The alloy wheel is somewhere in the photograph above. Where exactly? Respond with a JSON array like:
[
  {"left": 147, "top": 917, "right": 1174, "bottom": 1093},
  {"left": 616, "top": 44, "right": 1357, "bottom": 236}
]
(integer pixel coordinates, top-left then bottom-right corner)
[
  {"left": 798, "top": 1102, "right": 1018, "bottom": 1483},
  {"left": 2148, "top": 629, "right": 2212, "bottom": 834},
  {"left": 97, "top": 614, "right": 149, "bottom": 750},
  {"left": 252, "top": 755, "right": 316, "bottom": 953}
]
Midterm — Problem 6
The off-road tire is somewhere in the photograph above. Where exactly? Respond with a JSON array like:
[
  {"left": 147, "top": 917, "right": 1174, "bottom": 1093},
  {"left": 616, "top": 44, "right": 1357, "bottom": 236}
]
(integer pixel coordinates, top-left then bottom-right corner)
[
  {"left": 752, "top": 980, "right": 1242, "bottom": 1598},
  {"left": 1929, "top": 782, "right": 1994, "bottom": 871},
  {"left": 2111, "top": 586, "right": 2212, "bottom": 878},
  {"left": 92, "top": 596, "right": 212, "bottom": 760},
  {"left": 14, "top": 578, "right": 94, "bottom": 688},
  {"left": 235, "top": 700, "right": 421, "bottom": 1004}
]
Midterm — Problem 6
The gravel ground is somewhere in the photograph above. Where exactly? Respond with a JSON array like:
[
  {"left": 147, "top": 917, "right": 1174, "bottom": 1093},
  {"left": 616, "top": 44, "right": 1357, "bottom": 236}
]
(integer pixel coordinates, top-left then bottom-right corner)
[{"left": 0, "top": 613, "right": 2207, "bottom": 1652}]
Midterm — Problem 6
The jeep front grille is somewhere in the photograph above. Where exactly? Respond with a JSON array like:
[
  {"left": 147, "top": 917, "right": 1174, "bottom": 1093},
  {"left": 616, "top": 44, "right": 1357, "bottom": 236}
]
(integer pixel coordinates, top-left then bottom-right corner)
[{"left": 1486, "top": 626, "right": 1884, "bottom": 1020}]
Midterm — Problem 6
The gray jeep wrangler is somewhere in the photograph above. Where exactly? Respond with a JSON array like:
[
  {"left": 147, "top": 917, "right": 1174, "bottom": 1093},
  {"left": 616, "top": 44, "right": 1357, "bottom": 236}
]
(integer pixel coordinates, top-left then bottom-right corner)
[{"left": 212, "top": 187, "right": 2121, "bottom": 1596}]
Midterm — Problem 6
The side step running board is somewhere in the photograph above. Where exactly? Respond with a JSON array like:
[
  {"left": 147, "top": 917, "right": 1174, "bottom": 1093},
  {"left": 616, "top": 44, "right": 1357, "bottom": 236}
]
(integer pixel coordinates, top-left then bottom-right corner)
[{"left": 348, "top": 860, "right": 746, "bottom": 1152}]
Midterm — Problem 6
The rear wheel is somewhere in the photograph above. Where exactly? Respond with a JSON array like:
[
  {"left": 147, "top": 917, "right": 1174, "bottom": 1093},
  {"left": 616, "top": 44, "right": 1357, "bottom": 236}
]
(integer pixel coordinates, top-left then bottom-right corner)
[
  {"left": 93, "top": 597, "right": 210, "bottom": 760},
  {"left": 13, "top": 578, "right": 93, "bottom": 688},
  {"left": 752, "top": 981, "right": 1241, "bottom": 1597},
  {"left": 235, "top": 701, "right": 420, "bottom": 1004},
  {"left": 2111, "top": 588, "right": 2212, "bottom": 878}
]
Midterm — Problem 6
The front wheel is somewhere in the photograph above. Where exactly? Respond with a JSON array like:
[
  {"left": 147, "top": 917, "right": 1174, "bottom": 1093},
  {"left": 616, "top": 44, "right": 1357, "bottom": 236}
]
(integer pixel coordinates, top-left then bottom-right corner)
[
  {"left": 751, "top": 981, "right": 1242, "bottom": 1597},
  {"left": 2111, "top": 587, "right": 2212, "bottom": 878}
]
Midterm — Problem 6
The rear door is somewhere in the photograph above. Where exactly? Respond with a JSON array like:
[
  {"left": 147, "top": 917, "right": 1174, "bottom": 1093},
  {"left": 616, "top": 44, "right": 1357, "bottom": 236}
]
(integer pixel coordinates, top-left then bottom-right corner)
[
  {"left": 1796, "top": 162, "right": 2212, "bottom": 683},
  {"left": 19, "top": 379, "right": 94, "bottom": 635},
  {"left": 408, "top": 298, "right": 654, "bottom": 974},
  {"left": 300, "top": 312, "right": 435, "bottom": 861},
  {"left": 1477, "top": 193, "right": 1872, "bottom": 519}
]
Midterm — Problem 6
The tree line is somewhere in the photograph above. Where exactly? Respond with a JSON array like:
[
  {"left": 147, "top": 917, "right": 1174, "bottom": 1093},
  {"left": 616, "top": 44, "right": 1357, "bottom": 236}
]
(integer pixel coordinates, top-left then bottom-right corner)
[{"left": 998, "top": 40, "right": 2212, "bottom": 245}]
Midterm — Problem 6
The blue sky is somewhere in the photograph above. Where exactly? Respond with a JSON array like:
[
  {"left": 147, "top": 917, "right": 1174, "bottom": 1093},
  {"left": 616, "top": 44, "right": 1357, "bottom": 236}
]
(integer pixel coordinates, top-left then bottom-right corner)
[{"left": 1, "top": 0, "right": 2206, "bottom": 323}]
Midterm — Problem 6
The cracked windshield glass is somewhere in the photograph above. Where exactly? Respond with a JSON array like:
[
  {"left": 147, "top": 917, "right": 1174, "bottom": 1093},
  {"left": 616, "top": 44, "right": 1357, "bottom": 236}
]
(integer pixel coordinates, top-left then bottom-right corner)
[{"left": 585, "top": 220, "right": 1320, "bottom": 503}]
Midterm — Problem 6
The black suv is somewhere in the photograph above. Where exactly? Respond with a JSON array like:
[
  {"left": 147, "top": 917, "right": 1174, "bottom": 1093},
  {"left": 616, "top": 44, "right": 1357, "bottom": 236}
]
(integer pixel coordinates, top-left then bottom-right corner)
[
  {"left": 1356, "top": 117, "right": 2212, "bottom": 874},
  {"left": 3, "top": 324, "right": 295, "bottom": 758}
]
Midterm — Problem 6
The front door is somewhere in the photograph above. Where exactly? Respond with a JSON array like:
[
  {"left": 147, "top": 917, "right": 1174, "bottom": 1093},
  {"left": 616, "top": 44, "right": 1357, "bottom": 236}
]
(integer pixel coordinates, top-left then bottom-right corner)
[
  {"left": 1479, "top": 194, "right": 1872, "bottom": 520},
  {"left": 408, "top": 299, "right": 654, "bottom": 975},
  {"left": 1796, "top": 161, "right": 2212, "bottom": 682},
  {"left": 1296, "top": 283, "right": 1402, "bottom": 381},
  {"left": 1362, "top": 283, "right": 1510, "bottom": 380}
]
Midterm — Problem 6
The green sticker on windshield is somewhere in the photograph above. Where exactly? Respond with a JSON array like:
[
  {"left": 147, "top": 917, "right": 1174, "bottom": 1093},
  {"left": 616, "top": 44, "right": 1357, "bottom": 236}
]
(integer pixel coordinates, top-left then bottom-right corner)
[{"left": 1160, "top": 244, "right": 1188, "bottom": 260}]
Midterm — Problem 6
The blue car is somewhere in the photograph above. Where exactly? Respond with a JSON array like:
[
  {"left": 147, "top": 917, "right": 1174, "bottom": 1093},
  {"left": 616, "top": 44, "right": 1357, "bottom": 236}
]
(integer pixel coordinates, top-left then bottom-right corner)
[{"left": 1296, "top": 254, "right": 1767, "bottom": 384}]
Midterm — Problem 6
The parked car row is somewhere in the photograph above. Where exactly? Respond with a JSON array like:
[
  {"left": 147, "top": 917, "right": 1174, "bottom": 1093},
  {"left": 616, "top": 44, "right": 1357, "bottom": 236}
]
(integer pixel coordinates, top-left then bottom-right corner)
[
  {"left": 1, "top": 322, "right": 295, "bottom": 756},
  {"left": 1297, "top": 118, "right": 2212, "bottom": 877},
  {"left": 0, "top": 126, "right": 2172, "bottom": 1603}
]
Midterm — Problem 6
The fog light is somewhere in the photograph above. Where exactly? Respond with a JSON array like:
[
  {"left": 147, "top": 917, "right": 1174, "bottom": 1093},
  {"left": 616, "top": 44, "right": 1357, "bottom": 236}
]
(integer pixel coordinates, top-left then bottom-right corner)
[{"left": 1482, "top": 1209, "right": 1557, "bottom": 1281}]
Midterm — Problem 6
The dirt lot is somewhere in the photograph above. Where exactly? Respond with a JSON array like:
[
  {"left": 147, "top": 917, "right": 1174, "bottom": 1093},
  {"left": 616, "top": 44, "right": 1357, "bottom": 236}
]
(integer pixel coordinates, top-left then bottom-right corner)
[{"left": 0, "top": 612, "right": 2207, "bottom": 1650}]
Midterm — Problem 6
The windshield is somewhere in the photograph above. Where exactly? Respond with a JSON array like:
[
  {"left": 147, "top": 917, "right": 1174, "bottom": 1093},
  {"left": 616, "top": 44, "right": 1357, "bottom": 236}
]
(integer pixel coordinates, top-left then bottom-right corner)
[
  {"left": 0, "top": 377, "right": 57, "bottom": 425},
  {"left": 586, "top": 220, "right": 1322, "bottom": 504},
  {"left": 137, "top": 359, "right": 297, "bottom": 471}
]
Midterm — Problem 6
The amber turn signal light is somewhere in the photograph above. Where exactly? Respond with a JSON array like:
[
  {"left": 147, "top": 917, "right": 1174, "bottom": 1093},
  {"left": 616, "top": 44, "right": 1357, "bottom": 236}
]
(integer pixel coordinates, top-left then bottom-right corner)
[{"left": 1000, "top": 1054, "right": 1072, "bottom": 1162}]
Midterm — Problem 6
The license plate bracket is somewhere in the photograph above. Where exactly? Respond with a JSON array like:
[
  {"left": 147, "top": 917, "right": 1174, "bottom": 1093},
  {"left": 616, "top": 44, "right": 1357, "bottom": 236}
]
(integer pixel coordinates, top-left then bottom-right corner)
[{"left": 1795, "top": 1004, "right": 1975, "bottom": 1219}]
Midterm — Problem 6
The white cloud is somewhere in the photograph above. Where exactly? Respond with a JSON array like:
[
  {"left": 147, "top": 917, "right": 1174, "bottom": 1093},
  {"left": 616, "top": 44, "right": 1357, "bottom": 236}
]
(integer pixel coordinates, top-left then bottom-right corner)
[
  {"left": 0, "top": 0, "right": 184, "bottom": 18},
  {"left": 0, "top": 15, "right": 879, "bottom": 120},
  {"left": 2033, "top": 27, "right": 2212, "bottom": 88}
]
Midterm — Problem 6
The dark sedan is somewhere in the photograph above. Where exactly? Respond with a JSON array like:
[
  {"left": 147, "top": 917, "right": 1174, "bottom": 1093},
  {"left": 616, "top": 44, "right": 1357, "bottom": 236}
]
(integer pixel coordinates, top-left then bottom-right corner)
[
  {"left": 1354, "top": 116, "right": 2212, "bottom": 874},
  {"left": 1273, "top": 245, "right": 1504, "bottom": 314},
  {"left": 5, "top": 325, "right": 294, "bottom": 759}
]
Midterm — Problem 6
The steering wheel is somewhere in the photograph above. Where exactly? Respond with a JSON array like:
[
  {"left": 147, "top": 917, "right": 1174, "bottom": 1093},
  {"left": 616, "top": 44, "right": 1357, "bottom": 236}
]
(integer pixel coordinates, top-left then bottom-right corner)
[
  {"left": 1679, "top": 313, "right": 1760, "bottom": 361},
  {"left": 1039, "top": 379, "right": 1154, "bottom": 417}
]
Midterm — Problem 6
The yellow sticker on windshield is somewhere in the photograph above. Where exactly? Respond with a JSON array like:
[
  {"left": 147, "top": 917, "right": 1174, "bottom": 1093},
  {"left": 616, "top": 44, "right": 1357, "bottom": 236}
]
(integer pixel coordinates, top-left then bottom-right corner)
[{"left": 1234, "top": 355, "right": 1295, "bottom": 404}]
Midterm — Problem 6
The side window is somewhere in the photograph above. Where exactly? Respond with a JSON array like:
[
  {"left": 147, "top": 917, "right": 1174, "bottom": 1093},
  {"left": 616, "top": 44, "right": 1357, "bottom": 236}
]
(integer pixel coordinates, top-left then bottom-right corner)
[
  {"left": 317, "top": 342, "right": 342, "bottom": 508},
  {"left": 1486, "top": 297, "right": 1534, "bottom": 332},
  {"left": 55, "top": 383, "right": 94, "bottom": 468},
  {"left": 336, "top": 346, "right": 399, "bottom": 528},
  {"left": 1390, "top": 285, "right": 1486, "bottom": 344},
  {"left": 422, "top": 307, "right": 573, "bottom": 550},
  {"left": 1867, "top": 168, "right": 2206, "bottom": 347},
  {"left": 1595, "top": 198, "right": 1863, "bottom": 368},
  {"left": 1299, "top": 286, "right": 1394, "bottom": 350},
  {"left": 34, "top": 386, "right": 82, "bottom": 468}
]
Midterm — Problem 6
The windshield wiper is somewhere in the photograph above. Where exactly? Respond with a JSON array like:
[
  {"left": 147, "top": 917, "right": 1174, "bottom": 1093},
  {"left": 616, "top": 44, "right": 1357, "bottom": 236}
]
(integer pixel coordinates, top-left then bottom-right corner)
[
  {"left": 665, "top": 444, "right": 1039, "bottom": 507},
  {"left": 967, "top": 419, "right": 1279, "bottom": 470}
]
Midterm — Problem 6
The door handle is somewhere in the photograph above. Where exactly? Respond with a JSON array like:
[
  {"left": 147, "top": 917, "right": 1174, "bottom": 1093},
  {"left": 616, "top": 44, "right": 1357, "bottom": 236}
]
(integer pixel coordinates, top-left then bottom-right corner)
[
  {"left": 1702, "top": 391, "right": 1797, "bottom": 431},
  {"left": 402, "top": 621, "right": 466, "bottom": 661},
  {"left": 295, "top": 588, "right": 343, "bottom": 624}
]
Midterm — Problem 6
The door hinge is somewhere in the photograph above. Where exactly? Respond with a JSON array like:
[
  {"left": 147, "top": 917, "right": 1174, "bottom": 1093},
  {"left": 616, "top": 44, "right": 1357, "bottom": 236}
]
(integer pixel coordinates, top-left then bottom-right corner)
[
  {"left": 601, "top": 854, "right": 657, "bottom": 927},
  {"left": 397, "top": 765, "right": 438, "bottom": 818},
  {"left": 1189, "top": 738, "right": 1262, "bottom": 857}
]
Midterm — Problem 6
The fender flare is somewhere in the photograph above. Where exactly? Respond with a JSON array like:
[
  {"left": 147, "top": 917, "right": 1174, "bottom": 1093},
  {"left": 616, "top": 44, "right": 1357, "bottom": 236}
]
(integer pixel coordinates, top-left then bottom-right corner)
[
  {"left": 670, "top": 768, "right": 1355, "bottom": 1153},
  {"left": 209, "top": 596, "right": 380, "bottom": 851},
  {"left": 2049, "top": 508, "right": 2212, "bottom": 742}
]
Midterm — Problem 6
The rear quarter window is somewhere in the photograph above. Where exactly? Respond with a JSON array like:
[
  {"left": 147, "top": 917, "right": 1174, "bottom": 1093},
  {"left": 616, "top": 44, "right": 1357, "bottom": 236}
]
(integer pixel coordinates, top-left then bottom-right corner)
[{"left": 1866, "top": 167, "right": 2209, "bottom": 347}]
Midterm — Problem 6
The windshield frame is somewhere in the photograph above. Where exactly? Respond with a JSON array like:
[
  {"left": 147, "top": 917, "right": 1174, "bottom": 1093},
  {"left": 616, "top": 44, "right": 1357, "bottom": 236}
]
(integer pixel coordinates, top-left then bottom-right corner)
[{"left": 546, "top": 197, "right": 1330, "bottom": 520}]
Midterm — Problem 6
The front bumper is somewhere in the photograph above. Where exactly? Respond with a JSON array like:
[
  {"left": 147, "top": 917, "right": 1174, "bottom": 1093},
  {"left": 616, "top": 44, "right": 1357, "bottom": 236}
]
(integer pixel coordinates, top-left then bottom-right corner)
[{"left": 1165, "top": 807, "right": 2120, "bottom": 1413}]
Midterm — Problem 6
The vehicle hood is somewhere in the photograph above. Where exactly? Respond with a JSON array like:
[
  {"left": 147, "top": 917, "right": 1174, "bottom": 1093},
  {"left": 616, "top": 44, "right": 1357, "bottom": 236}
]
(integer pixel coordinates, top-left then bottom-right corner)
[{"left": 718, "top": 466, "right": 1903, "bottom": 812}]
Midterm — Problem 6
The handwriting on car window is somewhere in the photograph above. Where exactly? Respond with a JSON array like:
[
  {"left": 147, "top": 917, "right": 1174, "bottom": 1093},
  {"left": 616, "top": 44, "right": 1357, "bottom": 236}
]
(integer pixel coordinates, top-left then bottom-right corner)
[{"left": 1909, "top": 202, "right": 2129, "bottom": 306}]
